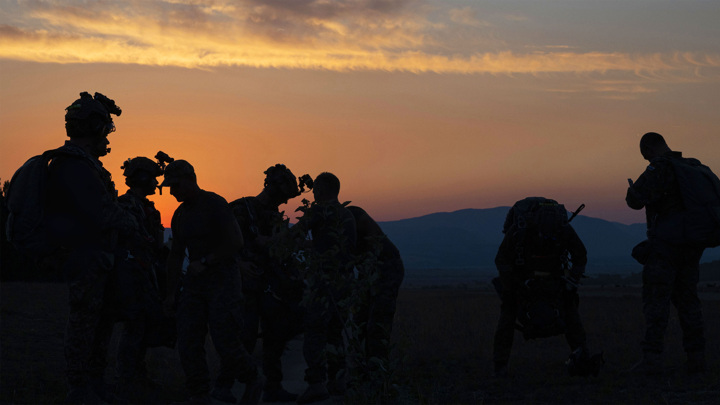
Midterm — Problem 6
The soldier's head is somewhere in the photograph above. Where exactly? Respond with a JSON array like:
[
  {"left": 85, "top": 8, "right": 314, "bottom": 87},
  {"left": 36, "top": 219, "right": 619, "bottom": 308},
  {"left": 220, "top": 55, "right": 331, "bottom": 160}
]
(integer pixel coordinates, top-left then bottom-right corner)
[
  {"left": 639, "top": 132, "right": 671, "bottom": 161},
  {"left": 160, "top": 160, "right": 198, "bottom": 202},
  {"left": 313, "top": 172, "right": 340, "bottom": 203},
  {"left": 121, "top": 157, "right": 163, "bottom": 196},
  {"left": 65, "top": 92, "right": 122, "bottom": 158},
  {"left": 263, "top": 164, "right": 300, "bottom": 206}
]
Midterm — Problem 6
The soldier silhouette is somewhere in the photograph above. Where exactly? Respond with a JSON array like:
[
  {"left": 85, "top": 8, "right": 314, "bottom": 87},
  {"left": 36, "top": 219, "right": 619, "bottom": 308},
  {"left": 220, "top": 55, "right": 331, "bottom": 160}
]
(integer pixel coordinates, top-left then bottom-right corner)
[{"left": 162, "top": 160, "right": 263, "bottom": 404}]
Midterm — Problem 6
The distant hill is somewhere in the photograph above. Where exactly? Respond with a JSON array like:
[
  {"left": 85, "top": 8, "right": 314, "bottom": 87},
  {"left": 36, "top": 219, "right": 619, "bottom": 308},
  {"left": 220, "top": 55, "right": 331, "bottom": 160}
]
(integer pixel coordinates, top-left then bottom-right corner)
[
  {"left": 162, "top": 207, "right": 720, "bottom": 286},
  {"left": 377, "top": 207, "right": 720, "bottom": 279}
]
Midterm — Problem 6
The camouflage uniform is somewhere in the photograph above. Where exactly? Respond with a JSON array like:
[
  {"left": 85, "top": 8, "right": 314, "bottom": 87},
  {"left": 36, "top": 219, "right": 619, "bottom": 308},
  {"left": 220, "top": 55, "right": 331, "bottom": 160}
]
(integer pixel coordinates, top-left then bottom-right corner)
[
  {"left": 492, "top": 216, "right": 587, "bottom": 370},
  {"left": 626, "top": 151, "right": 706, "bottom": 357},
  {"left": 215, "top": 196, "right": 304, "bottom": 391},
  {"left": 114, "top": 190, "right": 166, "bottom": 389},
  {"left": 46, "top": 141, "right": 137, "bottom": 391},
  {"left": 170, "top": 189, "right": 258, "bottom": 397},
  {"left": 297, "top": 201, "right": 357, "bottom": 385},
  {"left": 347, "top": 205, "right": 405, "bottom": 362}
]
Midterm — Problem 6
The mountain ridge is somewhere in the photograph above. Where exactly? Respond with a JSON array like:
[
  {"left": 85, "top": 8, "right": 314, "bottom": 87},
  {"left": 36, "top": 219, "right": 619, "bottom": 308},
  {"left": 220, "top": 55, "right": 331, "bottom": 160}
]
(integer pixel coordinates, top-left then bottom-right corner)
[{"left": 376, "top": 207, "right": 720, "bottom": 276}]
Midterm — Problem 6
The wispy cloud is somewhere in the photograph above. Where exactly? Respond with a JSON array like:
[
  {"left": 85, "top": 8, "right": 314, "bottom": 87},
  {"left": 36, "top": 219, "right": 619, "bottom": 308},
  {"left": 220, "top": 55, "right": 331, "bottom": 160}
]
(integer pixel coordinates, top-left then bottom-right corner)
[
  {"left": 448, "top": 7, "right": 489, "bottom": 28},
  {"left": 1, "top": 0, "right": 719, "bottom": 81}
]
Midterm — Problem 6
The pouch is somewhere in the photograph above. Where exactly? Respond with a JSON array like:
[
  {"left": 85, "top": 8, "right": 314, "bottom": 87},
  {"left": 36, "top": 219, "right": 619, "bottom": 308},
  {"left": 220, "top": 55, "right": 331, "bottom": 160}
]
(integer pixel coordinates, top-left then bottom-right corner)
[{"left": 631, "top": 240, "right": 651, "bottom": 265}]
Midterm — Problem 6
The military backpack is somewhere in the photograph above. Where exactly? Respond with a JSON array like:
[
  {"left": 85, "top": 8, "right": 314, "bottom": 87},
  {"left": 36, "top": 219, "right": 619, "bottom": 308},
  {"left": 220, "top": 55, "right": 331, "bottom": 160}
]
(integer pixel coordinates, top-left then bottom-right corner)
[
  {"left": 5, "top": 148, "right": 80, "bottom": 257},
  {"left": 652, "top": 156, "right": 720, "bottom": 248}
]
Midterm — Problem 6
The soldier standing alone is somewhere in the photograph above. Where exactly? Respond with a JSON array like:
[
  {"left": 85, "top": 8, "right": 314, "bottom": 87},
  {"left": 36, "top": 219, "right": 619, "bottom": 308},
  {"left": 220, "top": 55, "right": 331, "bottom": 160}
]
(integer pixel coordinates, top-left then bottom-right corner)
[{"left": 626, "top": 132, "right": 718, "bottom": 375}]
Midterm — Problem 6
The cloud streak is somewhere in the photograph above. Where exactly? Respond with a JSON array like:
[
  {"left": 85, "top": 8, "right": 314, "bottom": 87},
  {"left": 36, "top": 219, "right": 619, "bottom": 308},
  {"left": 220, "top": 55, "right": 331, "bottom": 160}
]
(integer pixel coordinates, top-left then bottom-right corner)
[{"left": 0, "top": 0, "right": 719, "bottom": 80}]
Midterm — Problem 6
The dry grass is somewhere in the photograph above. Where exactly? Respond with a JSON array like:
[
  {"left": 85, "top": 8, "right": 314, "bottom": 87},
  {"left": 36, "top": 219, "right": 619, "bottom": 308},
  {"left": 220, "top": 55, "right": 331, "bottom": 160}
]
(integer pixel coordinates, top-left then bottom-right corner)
[
  {"left": 393, "top": 287, "right": 720, "bottom": 404},
  {"left": 1, "top": 282, "right": 719, "bottom": 404}
]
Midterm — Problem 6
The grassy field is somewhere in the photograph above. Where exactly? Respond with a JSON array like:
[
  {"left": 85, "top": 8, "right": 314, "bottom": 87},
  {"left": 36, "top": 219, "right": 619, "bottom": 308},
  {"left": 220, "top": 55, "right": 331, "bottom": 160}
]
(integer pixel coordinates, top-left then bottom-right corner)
[{"left": 1, "top": 282, "right": 719, "bottom": 404}]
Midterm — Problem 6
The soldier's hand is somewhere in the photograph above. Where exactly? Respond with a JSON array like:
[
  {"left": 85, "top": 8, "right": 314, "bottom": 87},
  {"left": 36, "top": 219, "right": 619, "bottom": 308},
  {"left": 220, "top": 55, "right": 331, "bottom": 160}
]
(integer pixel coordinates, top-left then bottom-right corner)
[{"left": 186, "top": 260, "right": 207, "bottom": 276}]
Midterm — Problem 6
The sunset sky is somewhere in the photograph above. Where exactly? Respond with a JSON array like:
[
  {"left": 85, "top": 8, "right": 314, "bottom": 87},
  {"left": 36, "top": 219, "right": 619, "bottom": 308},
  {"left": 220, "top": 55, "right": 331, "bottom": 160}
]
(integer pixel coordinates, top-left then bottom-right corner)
[{"left": 2, "top": 0, "right": 719, "bottom": 228}]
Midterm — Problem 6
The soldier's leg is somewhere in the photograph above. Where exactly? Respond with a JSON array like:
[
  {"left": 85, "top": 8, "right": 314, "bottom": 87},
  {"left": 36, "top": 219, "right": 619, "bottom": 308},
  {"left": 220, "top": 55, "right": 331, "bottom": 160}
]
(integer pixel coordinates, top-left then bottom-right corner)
[
  {"left": 641, "top": 251, "right": 676, "bottom": 355},
  {"left": 327, "top": 309, "right": 348, "bottom": 385},
  {"left": 87, "top": 306, "right": 115, "bottom": 392},
  {"left": 366, "top": 288, "right": 399, "bottom": 361},
  {"left": 117, "top": 317, "right": 146, "bottom": 384},
  {"left": 214, "top": 289, "right": 261, "bottom": 398},
  {"left": 242, "top": 290, "right": 262, "bottom": 354},
  {"left": 562, "top": 289, "right": 587, "bottom": 351},
  {"left": 671, "top": 248, "right": 705, "bottom": 358},
  {"left": 176, "top": 290, "right": 211, "bottom": 397},
  {"left": 303, "top": 298, "right": 331, "bottom": 384},
  {"left": 260, "top": 295, "right": 290, "bottom": 385},
  {"left": 493, "top": 288, "right": 518, "bottom": 371},
  {"left": 207, "top": 273, "right": 258, "bottom": 383},
  {"left": 64, "top": 250, "right": 112, "bottom": 390}
]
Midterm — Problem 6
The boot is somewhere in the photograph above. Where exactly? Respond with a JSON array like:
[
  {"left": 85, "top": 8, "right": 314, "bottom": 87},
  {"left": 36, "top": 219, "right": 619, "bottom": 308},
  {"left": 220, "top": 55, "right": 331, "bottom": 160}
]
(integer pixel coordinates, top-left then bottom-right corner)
[
  {"left": 239, "top": 375, "right": 265, "bottom": 405},
  {"left": 90, "top": 377, "right": 126, "bottom": 404},
  {"left": 628, "top": 351, "right": 663, "bottom": 376},
  {"left": 687, "top": 351, "right": 706, "bottom": 375},
  {"left": 210, "top": 385, "right": 237, "bottom": 403},
  {"left": 262, "top": 382, "right": 297, "bottom": 402},
  {"left": 493, "top": 361, "right": 508, "bottom": 378},
  {"left": 65, "top": 383, "right": 107, "bottom": 405},
  {"left": 296, "top": 383, "right": 330, "bottom": 404}
]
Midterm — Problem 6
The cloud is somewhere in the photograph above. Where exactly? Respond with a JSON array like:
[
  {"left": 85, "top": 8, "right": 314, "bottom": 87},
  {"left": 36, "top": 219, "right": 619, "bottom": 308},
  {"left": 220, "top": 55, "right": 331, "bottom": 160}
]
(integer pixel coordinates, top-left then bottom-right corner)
[
  {"left": 448, "top": 7, "right": 489, "bottom": 28},
  {"left": 0, "top": 0, "right": 719, "bottom": 82}
]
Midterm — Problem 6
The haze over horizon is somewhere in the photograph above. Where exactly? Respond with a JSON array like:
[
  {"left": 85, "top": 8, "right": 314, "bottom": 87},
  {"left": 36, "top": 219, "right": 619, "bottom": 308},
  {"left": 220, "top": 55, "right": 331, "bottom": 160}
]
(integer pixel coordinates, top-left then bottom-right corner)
[{"left": 2, "top": 0, "right": 719, "bottom": 227}]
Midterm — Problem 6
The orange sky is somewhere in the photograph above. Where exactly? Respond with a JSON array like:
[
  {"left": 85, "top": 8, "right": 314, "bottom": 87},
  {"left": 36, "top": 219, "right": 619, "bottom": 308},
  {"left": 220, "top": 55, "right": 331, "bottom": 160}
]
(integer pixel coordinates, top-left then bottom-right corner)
[{"left": 2, "top": 1, "right": 720, "bottom": 228}]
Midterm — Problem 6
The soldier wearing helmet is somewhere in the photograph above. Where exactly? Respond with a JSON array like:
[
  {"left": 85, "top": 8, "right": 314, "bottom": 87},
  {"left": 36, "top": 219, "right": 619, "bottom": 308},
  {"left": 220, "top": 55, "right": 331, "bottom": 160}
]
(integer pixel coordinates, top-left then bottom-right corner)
[
  {"left": 44, "top": 92, "right": 138, "bottom": 404},
  {"left": 214, "top": 164, "right": 307, "bottom": 403},
  {"left": 112, "top": 155, "right": 168, "bottom": 402}
]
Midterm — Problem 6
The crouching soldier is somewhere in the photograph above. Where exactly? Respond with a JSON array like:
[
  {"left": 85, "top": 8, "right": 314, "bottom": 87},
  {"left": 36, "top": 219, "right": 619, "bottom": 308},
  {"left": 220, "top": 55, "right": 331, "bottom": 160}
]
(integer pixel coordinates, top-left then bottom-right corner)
[{"left": 492, "top": 197, "right": 601, "bottom": 377}]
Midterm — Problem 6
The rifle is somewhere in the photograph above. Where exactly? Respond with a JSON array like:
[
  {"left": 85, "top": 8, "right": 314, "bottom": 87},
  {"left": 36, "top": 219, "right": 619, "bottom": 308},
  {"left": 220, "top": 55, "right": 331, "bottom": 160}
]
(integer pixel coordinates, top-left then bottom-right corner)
[{"left": 568, "top": 203, "right": 585, "bottom": 223}]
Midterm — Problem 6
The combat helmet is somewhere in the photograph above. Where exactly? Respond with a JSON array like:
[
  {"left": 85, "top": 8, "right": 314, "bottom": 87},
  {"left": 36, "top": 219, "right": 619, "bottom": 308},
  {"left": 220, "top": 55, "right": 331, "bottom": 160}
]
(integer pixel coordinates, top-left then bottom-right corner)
[
  {"left": 65, "top": 92, "right": 122, "bottom": 138},
  {"left": 121, "top": 157, "right": 163, "bottom": 179}
]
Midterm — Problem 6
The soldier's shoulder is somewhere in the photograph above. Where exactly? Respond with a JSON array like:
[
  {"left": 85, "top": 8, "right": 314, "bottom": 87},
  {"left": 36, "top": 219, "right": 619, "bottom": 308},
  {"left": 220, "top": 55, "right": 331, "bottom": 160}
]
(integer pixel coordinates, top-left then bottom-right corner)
[
  {"left": 202, "top": 190, "right": 231, "bottom": 207},
  {"left": 229, "top": 196, "right": 255, "bottom": 208}
]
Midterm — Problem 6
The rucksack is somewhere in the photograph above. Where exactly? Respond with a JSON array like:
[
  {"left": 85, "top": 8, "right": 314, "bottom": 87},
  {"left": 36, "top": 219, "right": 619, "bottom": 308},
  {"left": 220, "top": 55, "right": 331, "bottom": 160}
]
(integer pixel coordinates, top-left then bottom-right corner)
[
  {"left": 503, "top": 197, "right": 570, "bottom": 275},
  {"left": 502, "top": 197, "right": 576, "bottom": 339},
  {"left": 653, "top": 156, "right": 720, "bottom": 248},
  {"left": 5, "top": 148, "right": 76, "bottom": 257}
]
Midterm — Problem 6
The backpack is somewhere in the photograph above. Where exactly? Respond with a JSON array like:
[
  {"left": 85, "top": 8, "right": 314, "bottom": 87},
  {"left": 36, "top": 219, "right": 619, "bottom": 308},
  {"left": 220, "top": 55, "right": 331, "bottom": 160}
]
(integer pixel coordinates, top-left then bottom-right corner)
[
  {"left": 5, "top": 148, "right": 74, "bottom": 257},
  {"left": 503, "top": 197, "right": 572, "bottom": 339},
  {"left": 653, "top": 156, "right": 720, "bottom": 248},
  {"left": 503, "top": 197, "right": 570, "bottom": 275}
]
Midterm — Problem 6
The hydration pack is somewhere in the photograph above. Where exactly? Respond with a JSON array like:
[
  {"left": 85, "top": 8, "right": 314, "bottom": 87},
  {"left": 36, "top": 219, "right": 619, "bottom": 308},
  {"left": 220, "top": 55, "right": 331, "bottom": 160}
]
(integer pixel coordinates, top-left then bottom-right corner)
[{"left": 653, "top": 156, "right": 720, "bottom": 248}]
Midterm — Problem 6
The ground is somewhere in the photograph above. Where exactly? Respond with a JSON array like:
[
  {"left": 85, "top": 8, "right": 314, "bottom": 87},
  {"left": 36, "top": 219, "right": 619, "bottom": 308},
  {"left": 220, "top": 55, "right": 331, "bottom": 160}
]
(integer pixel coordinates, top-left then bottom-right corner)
[{"left": 1, "top": 282, "right": 719, "bottom": 404}]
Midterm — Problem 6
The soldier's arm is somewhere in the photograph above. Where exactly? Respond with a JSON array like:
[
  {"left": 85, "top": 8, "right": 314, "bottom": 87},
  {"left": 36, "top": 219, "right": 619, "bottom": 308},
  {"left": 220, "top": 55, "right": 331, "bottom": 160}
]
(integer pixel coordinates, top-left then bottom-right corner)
[
  {"left": 165, "top": 215, "right": 186, "bottom": 305},
  {"left": 495, "top": 234, "right": 515, "bottom": 287},
  {"left": 626, "top": 159, "right": 673, "bottom": 210},
  {"left": 201, "top": 201, "right": 244, "bottom": 266},
  {"left": 565, "top": 226, "right": 587, "bottom": 279}
]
